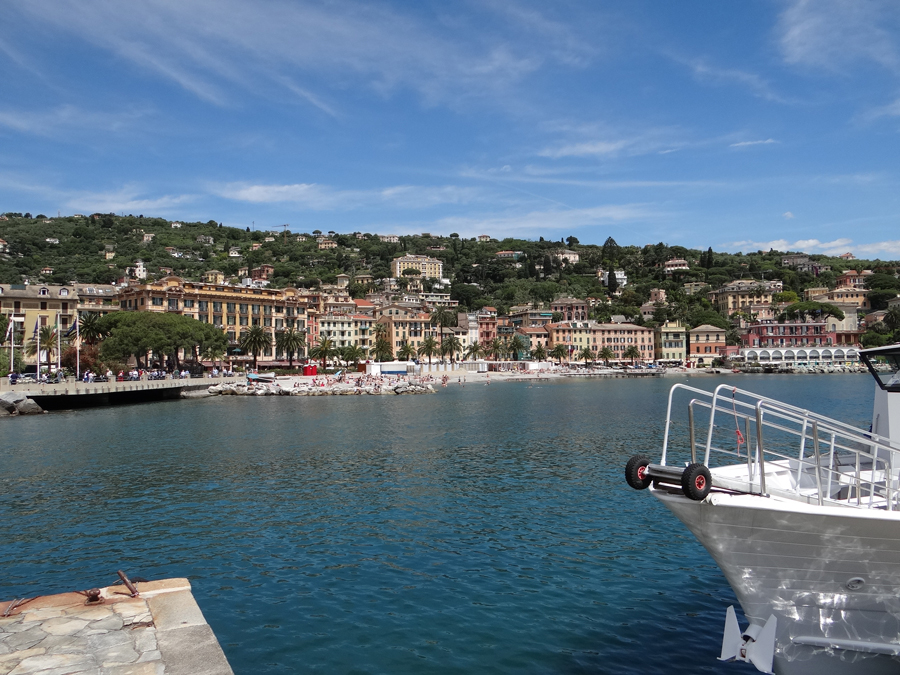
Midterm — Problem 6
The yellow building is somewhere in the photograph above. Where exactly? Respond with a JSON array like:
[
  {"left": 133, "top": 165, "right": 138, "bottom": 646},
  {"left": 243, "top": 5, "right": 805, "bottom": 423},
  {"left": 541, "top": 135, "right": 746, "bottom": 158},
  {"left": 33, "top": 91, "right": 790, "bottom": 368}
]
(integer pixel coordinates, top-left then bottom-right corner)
[
  {"left": 0, "top": 284, "right": 79, "bottom": 366},
  {"left": 390, "top": 254, "right": 443, "bottom": 279},
  {"left": 546, "top": 320, "right": 655, "bottom": 362},
  {"left": 708, "top": 279, "right": 783, "bottom": 314},
  {"left": 116, "top": 276, "right": 309, "bottom": 365},
  {"left": 654, "top": 320, "right": 686, "bottom": 363},
  {"left": 374, "top": 303, "right": 438, "bottom": 355},
  {"left": 202, "top": 270, "right": 225, "bottom": 284}
]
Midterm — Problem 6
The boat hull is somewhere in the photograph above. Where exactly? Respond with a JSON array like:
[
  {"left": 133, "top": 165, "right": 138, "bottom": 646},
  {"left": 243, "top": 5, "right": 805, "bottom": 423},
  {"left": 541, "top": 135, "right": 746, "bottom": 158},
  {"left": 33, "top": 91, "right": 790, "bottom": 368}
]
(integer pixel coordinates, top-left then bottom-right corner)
[{"left": 653, "top": 487, "right": 900, "bottom": 675}]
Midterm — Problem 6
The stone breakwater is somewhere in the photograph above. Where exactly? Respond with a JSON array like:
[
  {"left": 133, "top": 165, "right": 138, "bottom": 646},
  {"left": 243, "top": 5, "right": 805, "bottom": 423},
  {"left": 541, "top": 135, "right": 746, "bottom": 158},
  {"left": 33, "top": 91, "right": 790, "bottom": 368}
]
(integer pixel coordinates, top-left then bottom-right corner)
[
  {"left": 202, "top": 381, "right": 435, "bottom": 397},
  {"left": 0, "top": 391, "right": 44, "bottom": 416}
]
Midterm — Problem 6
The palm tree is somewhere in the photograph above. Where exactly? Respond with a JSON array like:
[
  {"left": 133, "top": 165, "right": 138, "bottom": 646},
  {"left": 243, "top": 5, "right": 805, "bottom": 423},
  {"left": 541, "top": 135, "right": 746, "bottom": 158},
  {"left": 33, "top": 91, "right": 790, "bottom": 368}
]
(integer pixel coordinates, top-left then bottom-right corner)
[
  {"left": 430, "top": 307, "right": 457, "bottom": 362},
  {"left": 598, "top": 346, "right": 614, "bottom": 367},
  {"left": 489, "top": 338, "right": 505, "bottom": 361},
  {"left": 398, "top": 343, "right": 417, "bottom": 361},
  {"left": 550, "top": 343, "right": 568, "bottom": 365},
  {"left": 466, "top": 340, "right": 485, "bottom": 361},
  {"left": 79, "top": 312, "right": 103, "bottom": 345},
  {"left": 507, "top": 334, "right": 526, "bottom": 361},
  {"left": 441, "top": 335, "right": 463, "bottom": 362},
  {"left": 26, "top": 325, "right": 61, "bottom": 373},
  {"left": 341, "top": 344, "right": 366, "bottom": 367},
  {"left": 531, "top": 343, "right": 547, "bottom": 362},
  {"left": 885, "top": 306, "right": 900, "bottom": 332},
  {"left": 239, "top": 325, "right": 270, "bottom": 370},
  {"left": 275, "top": 327, "right": 306, "bottom": 367},
  {"left": 418, "top": 336, "right": 440, "bottom": 365},
  {"left": 624, "top": 345, "right": 641, "bottom": 365},
  {"left": 309, "top": 336, "right": 338, "bottom": 371},
  {"left": 372, "top": 336, "right": 393, "bottom": 362},
  {"left": 578, "top": 346, "right": 594, "bottom": 366}
]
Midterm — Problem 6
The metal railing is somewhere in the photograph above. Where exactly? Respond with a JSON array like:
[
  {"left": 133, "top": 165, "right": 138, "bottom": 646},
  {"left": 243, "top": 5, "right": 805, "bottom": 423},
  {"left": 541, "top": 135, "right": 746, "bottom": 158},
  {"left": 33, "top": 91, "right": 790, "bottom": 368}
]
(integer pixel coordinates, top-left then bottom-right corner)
[{"left": 660, "top": 383, "right": 900, "bottom": 510}]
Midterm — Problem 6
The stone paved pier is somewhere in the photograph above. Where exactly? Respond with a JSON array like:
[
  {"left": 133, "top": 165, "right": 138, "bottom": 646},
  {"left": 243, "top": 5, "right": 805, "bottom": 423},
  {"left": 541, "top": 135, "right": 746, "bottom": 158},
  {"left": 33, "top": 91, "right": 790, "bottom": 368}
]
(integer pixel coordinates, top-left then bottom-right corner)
[
  {"left": 0, "top": 377, "right": 243, "bottom": 410},
  {"left": 0, "top": 578, "right": 233, "bottom": 675}
]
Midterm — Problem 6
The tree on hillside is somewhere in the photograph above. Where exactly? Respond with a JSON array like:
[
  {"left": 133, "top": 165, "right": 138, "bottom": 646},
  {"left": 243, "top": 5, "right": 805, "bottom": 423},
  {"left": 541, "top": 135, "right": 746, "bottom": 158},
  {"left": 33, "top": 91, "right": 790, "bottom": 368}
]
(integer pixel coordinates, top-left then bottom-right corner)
[{"left": 779, "top": 302, "right": 845, "bottom": 322}]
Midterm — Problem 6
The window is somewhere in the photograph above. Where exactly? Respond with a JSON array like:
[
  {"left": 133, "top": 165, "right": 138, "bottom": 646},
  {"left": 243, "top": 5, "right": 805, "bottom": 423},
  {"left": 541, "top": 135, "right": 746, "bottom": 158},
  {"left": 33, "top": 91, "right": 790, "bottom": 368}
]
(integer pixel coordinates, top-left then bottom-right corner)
[
  {"left": 152, "top": 297, "right": 163, "bottom": 306},
  {"left": 213, "top": 302, "right": 222, "bottom": 312},
  {"left": 39, "top": 288, "right": 49, "bottom": 296},
  {"left": 227, "top": 302, "right": 236, "bottom": 313},
  {"left": 240, "top": 304, "right": 248, "bottom": 314},
  {"left": 264, "top": 318, "right": 272, "bottom": 327},
  {"left": 239, "top": 316, "right": 248, "bottom": 326},
  {"left": 252, "top": 304, "right": 260, "bottom": 315},
  {"left": 198, "top": 300, "right": 208, "bottom": 311},
  {"left": 184, "top": 299, "right": 195, "bottom": 308},
  {"left": 168, "top": 298, "right": 178, "bottom": 310},
  {"left": 275, "top": 318, "right": 283, "bottom": 329},
  {"left": 40, "top": 301, "right": 47, "bottom": 310},
  {"left": 213, "top": 315, "right": 222, "bottom": 325},
  {"left": 227, "top": 316, "right": 236, "bottom": 325},
  {"left": 62, "top": 302, "right": 68, "bottom": 312},
  {"left": 59, "top": 289, "right": 68, "bottom": 297}
]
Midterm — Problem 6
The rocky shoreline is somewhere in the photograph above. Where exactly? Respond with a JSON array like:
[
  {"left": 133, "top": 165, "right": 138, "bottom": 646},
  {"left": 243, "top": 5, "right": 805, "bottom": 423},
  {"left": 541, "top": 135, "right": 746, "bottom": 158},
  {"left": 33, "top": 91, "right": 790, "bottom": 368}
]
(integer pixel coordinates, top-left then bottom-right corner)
[
  {"left": 0, "top": 391, "right": 45, "bottom": 416},
  {"left": 200, "top": 381, "right": 435, "bottom": 398}
]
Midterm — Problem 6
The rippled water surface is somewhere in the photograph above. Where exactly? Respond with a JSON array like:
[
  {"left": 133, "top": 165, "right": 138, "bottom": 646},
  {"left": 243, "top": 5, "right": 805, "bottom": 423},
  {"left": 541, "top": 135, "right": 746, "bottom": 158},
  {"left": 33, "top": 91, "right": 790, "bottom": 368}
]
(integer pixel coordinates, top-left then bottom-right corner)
[{"left": 0, "top": 375, "right": 875, "bottom": 674}]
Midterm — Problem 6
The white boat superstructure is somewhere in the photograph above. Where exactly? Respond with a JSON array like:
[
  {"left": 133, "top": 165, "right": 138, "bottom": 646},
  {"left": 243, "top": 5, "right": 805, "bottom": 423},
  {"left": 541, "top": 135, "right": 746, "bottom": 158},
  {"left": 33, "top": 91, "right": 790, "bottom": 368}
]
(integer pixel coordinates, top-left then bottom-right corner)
[{"left": 626, "top": 345, "right": 900, "bottom": 675}]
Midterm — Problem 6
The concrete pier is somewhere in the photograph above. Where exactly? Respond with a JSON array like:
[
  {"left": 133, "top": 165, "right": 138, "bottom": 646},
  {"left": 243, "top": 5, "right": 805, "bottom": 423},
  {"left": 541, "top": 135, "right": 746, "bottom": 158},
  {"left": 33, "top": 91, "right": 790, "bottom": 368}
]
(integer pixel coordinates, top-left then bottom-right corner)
[
  {"left": 0, "top": 377, "right": 243, "bottom": 410},
  {"left": 0, "top": 578, "right": 233, "bottom": 675}
]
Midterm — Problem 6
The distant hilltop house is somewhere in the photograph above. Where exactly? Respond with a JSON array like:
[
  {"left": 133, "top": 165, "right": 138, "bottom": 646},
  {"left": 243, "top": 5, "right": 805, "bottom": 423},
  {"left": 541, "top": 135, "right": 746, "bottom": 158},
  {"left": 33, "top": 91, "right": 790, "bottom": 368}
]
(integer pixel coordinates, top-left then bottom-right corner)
[
  {"left": 251, "top": 264, "right": 275, "bottom": 281},
  {"left": 104, "top": 251, "right": 116, "bottom": 260},
  {"left": 496, "top": 250, "right": 523, "bottom": 260},
  {"left": 683, "top": 281, "right": 708, "bottom": 295},
  {"left": 41, "top": 266, "right": 54, "bottom": 275},
  {"left": 202, "top": 270, "right": 224, "bottom": 284},
  {"left": 379, "top": 234, "right": 400, "bottom": 243},
  {"left": 170, "top": 222, "right": 182, "bottom": 229},
  {"left": 0, "top": 238, "right": 7, "bottom": 252},
  {"left": 664, "top": 258, "right": 689, "bottom": 275},
  {"left": 477, "top": 235, "right": 491, "bottom": 242},
  {"left": 355, "top": 232, "right": 368, "bottom": 239},
  {"left": 142, "top": 233, "right": 156, "bottom": 243},
  {"left": 391, "top": 254, "right": 443, "bottom": 279},
  {"left": 196, "top": 235, "right": 214, "bottom": 245},
  {"left": 554, "top": 249, "right": 580, "bottom": 264},
  {"left": 296, "top": 235, "right": 307, "bottom": 242},
  {"left": 128, "top": 260, "right": 147, "bottom": 280},
  {"left": 781, "top": 254, "right": 831, "bottom": 275},
  {"left": 45, "top": 238, "right": 60, "bottom": 245},
  {"left": 597, "top": 268, "right": 627, "bottom": 287},
  {"left": 318, "top": 239, "right": 337, "bottom": 250},
  {"left": 251, "top": 243, "right": 262, "bottom": 251},
  {"left": 264, "top": 236, "right": 276, "bottom": 243},
  {"left": 228, "top": 247, "right": 242, "bottom": 258},
  {"left": 0, "top": 215, "right": 8, "bottom": 221},
  {"left": 839, "top": 252, "right": 856, "bottom": 260}
]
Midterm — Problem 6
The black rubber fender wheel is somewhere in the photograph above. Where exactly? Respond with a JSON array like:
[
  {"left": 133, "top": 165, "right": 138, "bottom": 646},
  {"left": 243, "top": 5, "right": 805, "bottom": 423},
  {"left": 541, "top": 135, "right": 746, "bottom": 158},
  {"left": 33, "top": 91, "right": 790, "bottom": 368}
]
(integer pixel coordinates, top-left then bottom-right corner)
[
  {"left": 681, "top": 463, "right": 712, "bottom": 500},
  {"left": 625, "top": 454, "right": 653, "bottom": 490}
]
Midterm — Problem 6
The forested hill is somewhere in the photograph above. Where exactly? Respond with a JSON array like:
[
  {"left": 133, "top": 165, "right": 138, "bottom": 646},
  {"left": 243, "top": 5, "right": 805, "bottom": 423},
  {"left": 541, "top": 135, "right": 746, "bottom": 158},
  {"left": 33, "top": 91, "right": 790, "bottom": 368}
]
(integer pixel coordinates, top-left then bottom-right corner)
[{"left": 0, "top": 212, "right": 895, "bottom": 318}]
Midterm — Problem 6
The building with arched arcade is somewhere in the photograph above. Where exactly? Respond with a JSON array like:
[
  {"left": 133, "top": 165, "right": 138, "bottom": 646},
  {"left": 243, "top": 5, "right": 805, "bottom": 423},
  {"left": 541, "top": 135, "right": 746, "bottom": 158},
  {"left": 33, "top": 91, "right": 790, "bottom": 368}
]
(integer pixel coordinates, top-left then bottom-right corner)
[{"left": 741, "top": 347, "right": 859, "bottom": 365}]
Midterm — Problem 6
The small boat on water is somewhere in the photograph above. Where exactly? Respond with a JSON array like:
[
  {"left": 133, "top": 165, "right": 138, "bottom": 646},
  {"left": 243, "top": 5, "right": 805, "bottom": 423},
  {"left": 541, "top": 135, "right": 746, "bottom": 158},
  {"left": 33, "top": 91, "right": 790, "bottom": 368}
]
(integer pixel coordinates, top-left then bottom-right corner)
[{"left": 626, "top": 344, "right": 900, "bottom": 675}]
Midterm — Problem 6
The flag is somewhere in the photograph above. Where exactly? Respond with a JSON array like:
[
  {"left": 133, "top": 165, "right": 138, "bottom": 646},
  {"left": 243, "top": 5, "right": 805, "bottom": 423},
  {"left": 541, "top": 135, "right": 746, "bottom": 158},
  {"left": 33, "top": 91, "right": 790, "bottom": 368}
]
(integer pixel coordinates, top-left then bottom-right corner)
[
  {"left": 3, "top": 320, "right": 11, "bottom": 342},
  {"left": 65, "top": 319, "right": 79, "bottom": 338},
  {"left": 32, "top": 319, "right": 39, "bottom": 339}
]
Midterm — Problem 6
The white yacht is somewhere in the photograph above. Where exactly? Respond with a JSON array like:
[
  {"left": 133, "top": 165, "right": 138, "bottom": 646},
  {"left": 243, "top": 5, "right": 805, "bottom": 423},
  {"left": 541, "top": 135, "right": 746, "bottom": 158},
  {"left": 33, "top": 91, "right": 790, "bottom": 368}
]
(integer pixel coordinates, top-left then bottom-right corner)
[{"left": 626, "top": 345, "right": 900, "bottom": 675}]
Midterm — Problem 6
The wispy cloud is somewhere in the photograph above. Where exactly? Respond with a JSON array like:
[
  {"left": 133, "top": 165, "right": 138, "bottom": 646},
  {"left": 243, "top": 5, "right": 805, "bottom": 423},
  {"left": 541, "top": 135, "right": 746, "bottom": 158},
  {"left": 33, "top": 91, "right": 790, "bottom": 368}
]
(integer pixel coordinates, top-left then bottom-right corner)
[
  {"left": 433, "top": 203, "right": 659, "bottom": 238},
  {"left": 678, "top": 57, "right": 790, "bottom": 103},
  {"left": 721, "top": 236, "right": 900, "bottom": 257},
  {"left": 863, "top": 97, "right": 900, "bottom": 120},
  {"left": 783, "top": 211, "right": 795, "bottom": 219},
  {"left": 212, "top": 181, "right": 489, "bottom": 210},
  {"left": 778, "top": 0, "right": 900, "bottom": 73},
  {"left": 0, "top": 105, "right": 143, "bottom": 137},
  {"left": 65, "top": 186, "right": 196, "bottom": 214},
  {"left": 8, "top": 0, "right": 589, "bottom": 110},
  {"left": 729, "top": 138, "right": 777, "bottom": 148}
]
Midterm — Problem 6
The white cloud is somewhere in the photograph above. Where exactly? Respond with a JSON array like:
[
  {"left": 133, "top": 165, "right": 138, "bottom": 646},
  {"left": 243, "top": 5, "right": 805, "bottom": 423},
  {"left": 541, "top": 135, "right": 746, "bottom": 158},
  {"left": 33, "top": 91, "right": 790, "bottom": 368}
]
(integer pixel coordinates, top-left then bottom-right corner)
[
  {"left": 680, "top": 57, "right": 789, "bottom": 103},
  {"left": 778, "top": 0, "right": 900, "bottom": 73},
  {"left": 720, "top": 237, "right": 900, "bottom": 258},
  {"left": 864, "top": 97, "right": 900, "bottom": 120},
  {"left": 212, "top": 181, "right": 488, "bottom": 210},
  {"left": 0, "top": 105, "right": 142, "bottom": 137},
  {"left": 433, "top": 203, "right": 658, "bottom": 238},
  {"left": 65, "top": 187, "right": 196, "bottom": 214},
  {"left": 8, "top": 0, "right": 591, "bottom": 110},
  {"left": 783, "top": 211, "right": 795, "bottom": 219},
  {"left": 729, "top": 139, "right": 777, "bottom": 148}
]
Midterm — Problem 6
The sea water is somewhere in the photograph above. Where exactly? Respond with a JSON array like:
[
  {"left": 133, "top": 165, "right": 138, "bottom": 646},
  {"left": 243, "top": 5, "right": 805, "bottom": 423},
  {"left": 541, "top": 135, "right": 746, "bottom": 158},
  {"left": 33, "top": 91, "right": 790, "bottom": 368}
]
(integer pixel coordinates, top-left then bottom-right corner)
[{"left": 0, "top": 375, "right": 876, "bottom": 674}]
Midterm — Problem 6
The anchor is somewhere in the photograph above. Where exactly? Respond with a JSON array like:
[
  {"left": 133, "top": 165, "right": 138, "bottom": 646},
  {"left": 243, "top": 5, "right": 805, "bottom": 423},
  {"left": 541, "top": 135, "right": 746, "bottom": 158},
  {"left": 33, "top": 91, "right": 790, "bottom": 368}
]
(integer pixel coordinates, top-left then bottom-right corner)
[{"left": 719, "top": 606, "right": 777, "bottom": 674}]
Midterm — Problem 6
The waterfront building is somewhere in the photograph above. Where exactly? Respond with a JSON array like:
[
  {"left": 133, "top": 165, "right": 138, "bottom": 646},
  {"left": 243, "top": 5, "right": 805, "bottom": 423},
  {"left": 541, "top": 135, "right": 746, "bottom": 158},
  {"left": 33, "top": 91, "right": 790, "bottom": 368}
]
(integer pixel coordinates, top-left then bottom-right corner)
[
  {"left": 315, "top": 313, "right": 374, "bottom": 352},
  {"left": 390, "top": 254, "right": 443, "bottom": 280},
  {"left": 374, "top": 303, "right": 438, "bottom": 355},
  {"left": 741, "top": 319, "right": 862, "bottom": 349},
  {"left": 545, "top": 320, "right": 654, "bottom": 363},
  {"left": 741, "top": 346, "right": 859, "bottom": 365},
  {"left": 456, "top": 313, "right": 480, "bottom": 348},
  {"left": 707, "top": 279, "right": 783, "bottom": 314},
  {"left": 516, "top": 326, "right": 549, "bottom": 353},
  {"left": 654, "top": 320, "right": 686, "bottom": 364},
  {"left": 0, "top": 284, "right": 78, "bottom": 365},
  {"left": 76, "top": 285, "right": 119, "bottom": 318},
  {"left": 688, "top": 324, "right": 726, "bottom": 366},
  {"left": 476, "top": 307, "right": 498, "bottom": 346},
  {"left": 116, "top": 276, "right": 308, "bottom": 366}
]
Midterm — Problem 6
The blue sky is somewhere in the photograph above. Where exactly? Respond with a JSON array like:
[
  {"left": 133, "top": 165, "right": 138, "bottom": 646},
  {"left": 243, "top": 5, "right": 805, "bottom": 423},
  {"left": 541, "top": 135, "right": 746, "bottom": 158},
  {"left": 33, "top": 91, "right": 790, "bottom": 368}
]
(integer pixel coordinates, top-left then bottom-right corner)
[{"left": 2, "top": 0, "right": 900, "bottom": 256}]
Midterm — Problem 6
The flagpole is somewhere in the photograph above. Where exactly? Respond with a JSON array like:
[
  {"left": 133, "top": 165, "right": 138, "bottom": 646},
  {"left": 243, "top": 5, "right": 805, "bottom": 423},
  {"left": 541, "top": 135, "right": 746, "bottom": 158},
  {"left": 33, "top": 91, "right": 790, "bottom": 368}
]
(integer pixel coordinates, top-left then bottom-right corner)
[
  {"left": 76, "top": 312, "right": 81, "bottom": 381},
  {"left": 57, "top": 312, "right": 61, "bottom": 374},
  {"left": 36, "top": 322, "right": 41, "bottom": 378}
]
